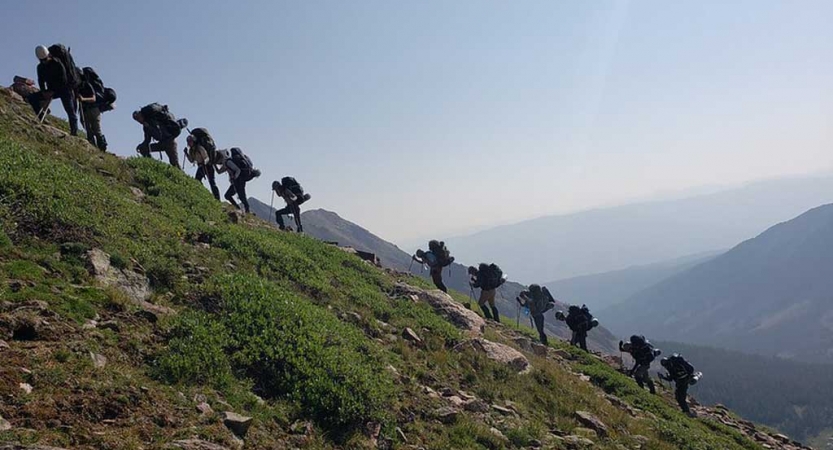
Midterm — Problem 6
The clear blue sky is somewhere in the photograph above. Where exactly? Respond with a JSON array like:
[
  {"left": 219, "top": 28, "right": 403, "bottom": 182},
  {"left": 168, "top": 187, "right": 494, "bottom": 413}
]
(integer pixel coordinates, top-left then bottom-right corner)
[{"left": 3, "top": 1, "right": 832, "bottom": 244}]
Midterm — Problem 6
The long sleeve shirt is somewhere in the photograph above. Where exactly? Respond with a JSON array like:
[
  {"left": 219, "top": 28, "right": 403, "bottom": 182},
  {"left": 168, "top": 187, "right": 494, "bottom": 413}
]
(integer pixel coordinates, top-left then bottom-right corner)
[{"left": 37, "top": 59, "right": 68, "bottom": 93}]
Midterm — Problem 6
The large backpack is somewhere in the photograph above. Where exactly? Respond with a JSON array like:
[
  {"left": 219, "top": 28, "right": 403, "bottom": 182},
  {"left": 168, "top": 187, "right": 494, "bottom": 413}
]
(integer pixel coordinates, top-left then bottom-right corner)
[
  {"left": 632, "top": 336, "right": 657, "bottom": 364},
  {"left": 82, "top": 67, "right": 117, "bottom": 112},
  {"left": 230, "top": 147, "right": 254, "bottom": 172},
  {"left": 280, "top": 176, "right": 304, "bottom": 197},
  {"left": 428, "top": 240, "right": 453, "bottom": 267},
  {"left": 189, "top": 128, "right": 216, "bottom": 162},
  {"left": 47, "top": 44, "right": 81, "bottom": 90},
  {"left": 478, "top": 263, "right": 504, "bottom": 290},
  {"left": 140, "top": 103, "right": 183, "bottom": 141}
]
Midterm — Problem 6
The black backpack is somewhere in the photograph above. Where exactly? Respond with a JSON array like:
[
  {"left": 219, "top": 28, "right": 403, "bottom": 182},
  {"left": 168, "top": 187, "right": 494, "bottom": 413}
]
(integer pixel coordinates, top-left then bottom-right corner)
[
  {"left": 631, "top": 335, "right": 657, "bottom": 363},
  {"left": 48, "top": 44, "right": 81, "bottom": 90},
  {"left": 231, "top": 147, "right": 254, "bottom": 172},
  {"left": 82, "top": 67, "right": 117, "bottom": 112},
  {"left": 190, "top": 128, "right": 217, "bottom": 162},
  {"left": 281, "top": 176, "right": 304, "bottom": 197},
  {"left": 427, "top": 240, "right": 453, "bottom": 267},
  {"left": 478, "top": 263, "right": 504, "bottom": 290},
  {"left": 140, "top": 103, "right": 183, "bottom": 141}
]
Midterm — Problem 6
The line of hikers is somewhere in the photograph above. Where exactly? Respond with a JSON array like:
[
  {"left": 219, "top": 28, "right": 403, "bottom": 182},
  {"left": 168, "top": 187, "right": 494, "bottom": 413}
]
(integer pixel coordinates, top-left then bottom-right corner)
[
  {"left": 21, "top": 42, "right": 701, "bottom": 417},
  {"left": 412, "top": 241, "right": 701, "bottom": 416},
  {"left": 16, "top": 44, "right": 312, "bottom": 231}
]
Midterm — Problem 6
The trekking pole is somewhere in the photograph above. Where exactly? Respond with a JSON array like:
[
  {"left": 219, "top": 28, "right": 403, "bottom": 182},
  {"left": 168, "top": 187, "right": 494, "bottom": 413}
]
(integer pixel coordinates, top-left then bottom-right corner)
[
  {"left": 516, "top": 303, "right": 520, "bottom": 327},
  {"left": 37, "top": 98, "right": 53, "bottom": 124},
  {"left": 270, "top": 191, "right": 275, "bottom": 217},
  {"left": 408, "top": 255, "right": 415, "bottom": 272}
]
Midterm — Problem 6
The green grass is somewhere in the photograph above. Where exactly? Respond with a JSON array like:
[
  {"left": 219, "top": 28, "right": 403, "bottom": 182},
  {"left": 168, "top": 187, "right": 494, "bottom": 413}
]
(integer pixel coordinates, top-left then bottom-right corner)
[{"left": 0, "top": 90, "right": 773, "bottom": 449}]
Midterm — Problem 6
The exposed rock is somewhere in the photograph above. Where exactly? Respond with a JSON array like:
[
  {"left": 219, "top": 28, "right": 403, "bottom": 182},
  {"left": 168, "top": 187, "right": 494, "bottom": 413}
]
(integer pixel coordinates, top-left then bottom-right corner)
[
  {"left": 454, "top": 338, "right": 530, "bottom": 373},
  {"left": 98, "top": 320, "right": 120, "bottom": 333},
  {"left": 130, "top": 187, "right": 145, "bottom": 201},
  {"left": 445, "top": 396, "right": 466, "bottom": 407},
  {"left": 531, "top": 343, "right": 549, "bottom": 357},
  {"left": 433, "top": 407, "right": 459, "bottom": 424},
  {"left": 0, "top": 340, "right": 8, "bottom": 351},
  {"left": 560, "top": 435, "right": 595, "bottom": 448},
  {"left": 549, "top": 349, "right": 573, "bottom": 360},
  {"left": 393, "top": 283, "right": 485, "bottom": 336},
  {"left": 365, "top": 421, "right": 381, "bottom": 447},
  {"left": 87, "top": 249, "right": 151, "bottom": 303},
  {"left": 402, "top": 327, "right": 423, "bottom": 346},
  {"left": 168, "top": 439, "right": 231, "bottom": 450},
  {"left": 491, "top": 404, "right": 515, "bottom": 416},
  {"left": 221, "top": 411, "right": 253, "bottom": 437},
  {"left": 489, "top": 427, "right": 507, "bottom": 441},
  {"left": 0, "top": 415, "right": 11, "bottom": 431},
  {"left": 575, "top": 411, "right": 608, "bottom": 437},
  {"left": 19, "top": 383, "right": 33, "bottom": 394},
  {"left": 89, "top": 352, "right": 107, "bottom": 369},
  {"left": 513, "top": 336, "right": 534, "bottom": 352},
  {"left": 464, "top": 399, "right": 490, "bottom": 413},
  {"left": 228, "top": 211, "right": 245, "bottom": 224},
  {"left": 572, "top": 427, "right": 598, "bottom": 439},
  {"left": 196, "top": 402, "right": 214, "bottom": 416},
  {"left": 290, "top": 420, "right": 313, "bottom": 435}
]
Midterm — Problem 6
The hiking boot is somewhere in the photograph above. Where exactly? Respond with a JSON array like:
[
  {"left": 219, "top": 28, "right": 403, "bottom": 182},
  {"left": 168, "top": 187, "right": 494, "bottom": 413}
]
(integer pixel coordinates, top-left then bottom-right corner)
[
  {"left": 480, "top": 304, "right": 493, "bottom": 320},
  {"left": 491, "top": 306, "right": 500, "bottom": 323}
]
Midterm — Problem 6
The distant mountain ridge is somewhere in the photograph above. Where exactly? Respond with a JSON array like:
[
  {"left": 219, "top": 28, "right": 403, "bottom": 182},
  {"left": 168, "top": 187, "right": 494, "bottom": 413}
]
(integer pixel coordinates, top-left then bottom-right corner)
[
  {"left": 248, "top": 198, "right": 619, "bottom": 353},
  {"left": 603, "top": 203, "right": 833, "bottom": 363},
  {"left": 446, "top": 175, "right": 833, "bottom": 283},
  {"left": 544, "top": 251, "right": 722, "bottom": 311}
]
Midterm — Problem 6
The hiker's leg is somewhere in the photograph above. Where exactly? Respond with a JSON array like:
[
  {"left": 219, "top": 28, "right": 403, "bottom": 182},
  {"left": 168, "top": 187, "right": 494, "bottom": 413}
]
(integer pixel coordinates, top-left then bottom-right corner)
[
  {"left": 274, "top": 206, "right": 292, "bottom": 229},
  {"left": 676, "top": 382, "right": 690, "bottom": 413},
  {"left": 27, "top": 92, "right": 43, "bottom": 115},
  {"left": 533, "top": 314, "right": 547, "bottom": 344},
  {"left": 205, "top": 165, "right": 221, "bottom": 201},
  {"left": 292, "top": 204, "right": 303, "bottom": 231},
  {"left": 58, "top": 91, "right": 78, "bottom": 136},
  {"left": 224, "top": 184, "right": 239, "bottom": 209},
  {"left": 570, "top": 332, "right": 578, "bottom": 347},
  {"left": 235, "top": 177, "right": 251, "bottom": 213},
  {"left": 84, "top": 107, "right": 102, "bottom": 148},
  {"left": 579, "top": 332, "right": 587, "bottom": 351},
  {"left": 634, "top": 365, "right": 647, "bottom": 388},
  {"left": 645, "top": 373, "right": 656, "bottom": 394},
  {"left": 478, "top": 291, "right": 493, "bottom": 320},
  {"left": 430, "top": 268, "right": 447, "bottom": 292},
  {"left": 482, "top": 289, "right": 499, "bottom": 323},
  {"left": 195, "top": 166, "right": 206, "bottom": 181},
  {"left": 164, "top": 140, "right": 180, "bottom": 169}
]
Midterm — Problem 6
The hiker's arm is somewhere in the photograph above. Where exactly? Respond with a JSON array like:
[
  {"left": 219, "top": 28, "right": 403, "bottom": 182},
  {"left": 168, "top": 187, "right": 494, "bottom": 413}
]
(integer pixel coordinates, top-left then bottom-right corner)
[
  {"left": 226, "top": 160, "right": 241, "bottom": 179},
  {"left": 55, "top": 60, "right": 67, "bottom": 90},
  {"left": 37, "top": 65, "right": 46, "bottom": 92},
  {"left": 140, "top": 127, "right": 152, "bottom": 147}
]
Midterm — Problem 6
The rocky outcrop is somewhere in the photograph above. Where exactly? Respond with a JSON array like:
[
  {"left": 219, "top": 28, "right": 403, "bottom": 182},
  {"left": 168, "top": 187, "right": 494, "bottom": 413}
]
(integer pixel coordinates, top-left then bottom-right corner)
[
  {"left": 393, "top": 283, "right": 485, "bottom": 336},
  {"left": 221, "top": 411, "right": 253, "bottom": 437},
  {"left": 454, "top": 338, "right": 530, "bottom": 373},
  {"left": 574, "top": 411, "right": 608, "bottom": 437},
  {"left": 693, "top": 404, "right": 813, "bottom": 450},
  {"left": 86, "top": 249, "right": 174, "bottom": 317}
]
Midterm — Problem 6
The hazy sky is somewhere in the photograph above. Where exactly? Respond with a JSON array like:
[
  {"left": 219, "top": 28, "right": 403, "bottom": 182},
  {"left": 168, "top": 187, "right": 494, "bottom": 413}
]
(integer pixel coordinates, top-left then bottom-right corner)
[{"left": 3, "top": 1, "right": 832, "bottom": 244}]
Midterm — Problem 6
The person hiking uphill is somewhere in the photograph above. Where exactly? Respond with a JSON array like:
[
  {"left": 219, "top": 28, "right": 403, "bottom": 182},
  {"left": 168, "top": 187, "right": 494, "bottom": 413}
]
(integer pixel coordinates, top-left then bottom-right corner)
[
  {"left": 556, "top": 304, "right": 598, "bottom": 351},
  {"left": 34, "top": 45, "right": 78, "bottom": 136},
  {"left": 185, "top": 128, "right": 222, "bottom": 200},
  {"left": 517, "top": 284, "right": 556, "bottom": 344},
  {"left": 133, "top": 103, "right": 187, "bottom": 168},
  {"left": 272, "top": 177, "right": 311, "bottom": 232},
  {"left": 660, "top": 354, "right": 701, "bottom": 417},
  {"left": 620, "top": 335, "right": 661, "bottom": 394},
  {"left": 218, "top": 148, "right": 261, "bottom": 213},
  {"left": 77, "top": 67, "right": 111, "bottom": 151},
  {"left": 468, "top": 263, "right": 506, "bottom": 323},
  {"left": 413, "top": 240, "right": 455, "bottom": 293}
]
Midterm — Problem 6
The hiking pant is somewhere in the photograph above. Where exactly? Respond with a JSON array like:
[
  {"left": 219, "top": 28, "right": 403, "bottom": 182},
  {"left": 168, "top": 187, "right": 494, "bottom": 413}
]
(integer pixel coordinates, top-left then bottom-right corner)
[
  {"left": 82, "top": 106, "right": 106, "bottom": 151},
  {"left": 26, "top": 92, "right": 47, "bottom": 115},
  {"left": 141, "top": 139, "right": 180, "bottom": 169},
  {"left": 675, "top": 380, "right": 691, "bottom": 413},
  {"left": 56, "top": 89, "right": 78, "bottom": 136},
  {"left": 275, "top": 203, "right": 302, "bottom": 231},
  {"left": 571, "top": 330, "right": 588, "bottom": 351},
  {"left": 195, "top": 165, "right": 221, "bottom": 200},
  {"left": 633, "top": 364, "right": 656, "bottom": 394},
  {"left": 225, "top": 172, "right": 255, "bottom": 213},
  {"left": 430, "top": 266, "right": 447, "bottom": 293},
  {"left": 478, "top": 288, "right": 499, "bottom": 323},
  {"left": 532, "top": 314, "right": 547, "bottom": 345}
]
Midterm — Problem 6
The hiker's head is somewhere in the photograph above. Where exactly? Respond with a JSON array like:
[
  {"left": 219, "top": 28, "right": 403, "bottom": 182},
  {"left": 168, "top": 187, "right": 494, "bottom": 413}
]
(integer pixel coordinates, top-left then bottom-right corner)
[
  {"left": 35, "top": 45, "right": 49, "bottom": 62},
  {"left": 186, "top": 135, "right": 195, "bottom": 147},
  {"left": 660, "top": 357, "right": 671, "bottom": 369},
  {"left": 132, "top": 110, "right": 145, "bottom": 124},
  {"left": 467, "top": 266, "right": 478, "bottom": 276},
  {"left": 272, "top": 180, "right": 283, "bottom": 192}
]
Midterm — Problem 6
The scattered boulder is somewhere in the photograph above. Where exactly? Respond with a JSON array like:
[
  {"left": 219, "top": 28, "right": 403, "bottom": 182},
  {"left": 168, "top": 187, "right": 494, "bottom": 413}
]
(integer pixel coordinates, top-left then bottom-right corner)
[
  {"left": 0, "top": 415, "right": 11, "bottom": 431},
  {"left": 402, "top": 327, "right": 423, "bottom": 346},
  {"left": 19, "top": 383, "right": 33, "bottom": 394},
  {"left": 221, "top": 412, "right": 253, "bottom": 438},
  {"left": 531, "top": 343, "right": 549, "bottom": 357},
  {"left": 491, "top": 404, "right": 515, "bottom": 416},
  {"left": 464, "top": 399, "right": 490, "bottom": 413},
  {"left": 168, "top": 440, "right": 231, "bottom": 450},
  {"left": 560, "top": 435, "right": 595, "bottom": 449},
  {"left": 196, "top": 402, "right": 214, "bottom": 416},
  {"left": 228, "top": 211, "right": 245, "bottom": 224},
  {"left": 87, "top": 249, "right": 150, "bottom": 303},
  {"left": 575, "top": 411, "right": 608, "bottom": 437},
  {"left": 433, "top": 407, "right": 459, "bottom": 424},
  {"left": 454, "top": 338, "right": 530, "bottom": 373},
  {"left": 393, "top": 283, "right": 485, "bottom": 336},
  {"left": 130, "top": 187, "right": 145, "bottom": 201},
  {"left": 89, "top": 352, "right": 107, "bottom": 369},
  {"left": 489, "top": 427, "right": 507, "bottom": 441}
]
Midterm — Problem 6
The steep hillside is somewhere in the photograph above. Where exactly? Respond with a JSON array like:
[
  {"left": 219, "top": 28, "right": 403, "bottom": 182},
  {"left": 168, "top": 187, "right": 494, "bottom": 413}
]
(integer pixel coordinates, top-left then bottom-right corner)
[
  {"left": 0, "top": 87, "right": 810, "bottom": 450},
  {"left": 446, "top": 176, "right": 833, "bottom": 283},
  {"left": 544, "top": 251, "right": 721, "bottom": 311},
  {"left": 248, "top": 201, "right": 619, "bottom": 354},
  {"left": 653, "top": 341, "right": 833, "bottom": 447},
  {"left": 603, "top": 204, "right": 833, "bottom": 363}
]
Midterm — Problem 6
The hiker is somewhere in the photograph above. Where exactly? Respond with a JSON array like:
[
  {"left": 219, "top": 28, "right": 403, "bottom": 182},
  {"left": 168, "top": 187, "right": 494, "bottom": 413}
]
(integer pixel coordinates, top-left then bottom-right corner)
[
  {"left": 10, "top": 76, "right": 42, "bottom": 115},
  {"left": 34, "top": 45, "right": 78, "bottom": 135},
  {"left": 413, "top": 240, "right": 455, "bottom": 293},
  {"left": 660, "top": 354, "right": 700, "bottom": 417},
  {"left": 556, "top": 304, "right": 598, "bottom": 351},
  {"left": 517, "top": 284, "right": 556, "bottom": 344},
  {"left": 78, "top": 67, "right": 113, "bottom": 151},
  {"left": 133, "top": 103, "right": 187, "bottom": 168},
  {"left": 272, "top": 177, "right": 311, "bottom": 231},
  {"left": 619, "top": 335, "right": 661, "bottom": 394},
  {"left": 185, "top": 128, "right": 221, "bottom": 200},
  {"left": 468, "top": 263, "right": 506, "bottom": 322},
  {"left": 218, "top": 148, "right": 261, "bottom": 213}
]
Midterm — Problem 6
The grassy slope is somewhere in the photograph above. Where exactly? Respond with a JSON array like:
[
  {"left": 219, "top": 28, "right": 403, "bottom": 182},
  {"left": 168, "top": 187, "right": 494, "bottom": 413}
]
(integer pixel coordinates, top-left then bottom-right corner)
[{"left": 0, "top": 89, "right": 765, "bottom": 450}]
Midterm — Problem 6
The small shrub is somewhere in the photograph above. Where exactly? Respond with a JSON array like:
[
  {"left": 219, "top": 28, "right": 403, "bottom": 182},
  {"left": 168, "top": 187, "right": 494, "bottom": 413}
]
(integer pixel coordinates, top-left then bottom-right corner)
[{"left": 109, "top": 252, "right": 128, "bottom": 270}]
